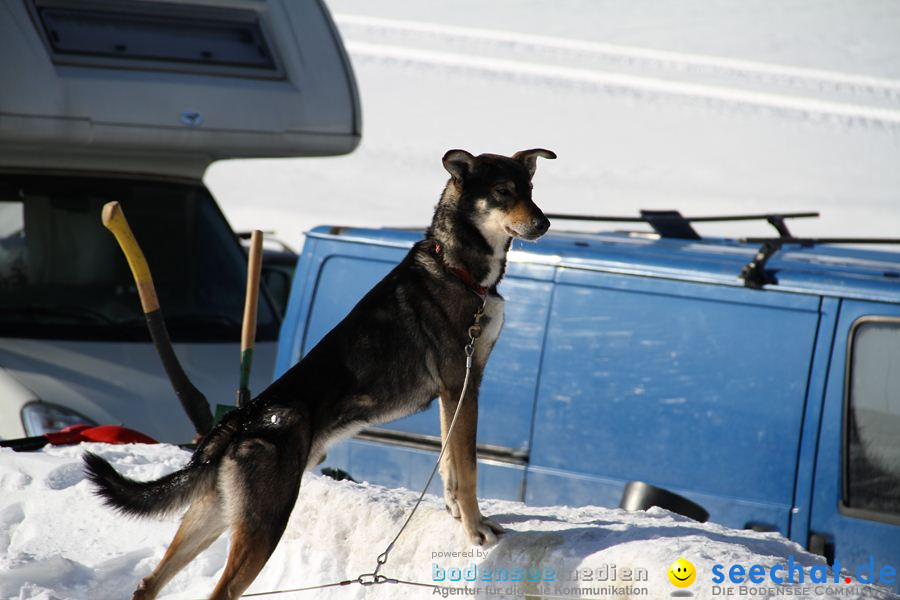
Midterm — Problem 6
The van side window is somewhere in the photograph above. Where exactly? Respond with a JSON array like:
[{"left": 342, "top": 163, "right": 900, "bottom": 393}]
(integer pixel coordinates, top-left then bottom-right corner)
[{"left": 845, "top": 319, "right": 900, "bottom": 516}]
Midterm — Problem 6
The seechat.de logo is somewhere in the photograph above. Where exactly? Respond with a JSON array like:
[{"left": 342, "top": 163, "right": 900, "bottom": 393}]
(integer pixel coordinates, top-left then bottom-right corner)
[{"left": 711, "top": 555, "right": 896, "bottom": 586}]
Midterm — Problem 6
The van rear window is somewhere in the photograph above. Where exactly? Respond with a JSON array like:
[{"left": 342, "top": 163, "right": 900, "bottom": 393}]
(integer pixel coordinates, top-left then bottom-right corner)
[
  {"left": 845, "top": 319, "right": 900, "bottom": 517},
  {"left": 0, "top": 174, "right": 279, "bottom": 342}
]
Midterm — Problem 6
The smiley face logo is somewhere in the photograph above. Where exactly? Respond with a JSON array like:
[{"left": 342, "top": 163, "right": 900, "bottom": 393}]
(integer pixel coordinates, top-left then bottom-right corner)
[{"left": 668, "top": 558, "right": 696, "bottom": 587}]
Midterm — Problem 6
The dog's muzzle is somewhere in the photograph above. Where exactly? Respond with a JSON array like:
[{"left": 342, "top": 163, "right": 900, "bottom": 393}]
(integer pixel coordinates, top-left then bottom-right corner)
[{"left": 519, "top": 214, "right": 551, "bottom": 240}]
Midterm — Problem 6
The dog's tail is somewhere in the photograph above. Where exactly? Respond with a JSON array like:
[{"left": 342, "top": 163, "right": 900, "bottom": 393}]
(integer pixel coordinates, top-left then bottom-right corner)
[
  {"left": 83, "top": 419, "right": 237, "bottom": 517},
  {"left": 83, "top": 452, "right": 214, "bottom": 517}
]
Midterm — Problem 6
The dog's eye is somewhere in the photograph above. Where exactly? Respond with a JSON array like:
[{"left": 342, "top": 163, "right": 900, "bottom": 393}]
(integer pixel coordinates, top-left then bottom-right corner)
[{"left": 495, "top": 187, "right": 511, "bottom": 197}]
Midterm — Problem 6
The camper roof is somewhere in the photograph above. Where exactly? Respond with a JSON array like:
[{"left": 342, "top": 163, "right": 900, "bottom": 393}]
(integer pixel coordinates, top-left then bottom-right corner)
[{"left": 0, "top": 0, "right": 360, "bottom": 178}]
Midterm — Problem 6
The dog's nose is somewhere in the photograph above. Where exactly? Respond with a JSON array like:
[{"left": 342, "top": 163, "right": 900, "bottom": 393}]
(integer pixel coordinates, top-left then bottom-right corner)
[{"left": 533, "top": 215, "right": 550, "bottom": 235}]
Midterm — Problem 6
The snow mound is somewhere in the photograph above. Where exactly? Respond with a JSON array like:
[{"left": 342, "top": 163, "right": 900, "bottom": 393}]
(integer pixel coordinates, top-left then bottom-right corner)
[{"left": 1, "top": 444, "right": 897, "bottom": 599}]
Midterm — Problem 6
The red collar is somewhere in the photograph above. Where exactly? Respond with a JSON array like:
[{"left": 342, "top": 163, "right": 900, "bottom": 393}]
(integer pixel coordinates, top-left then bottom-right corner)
[{"left": 432, "top": 242, "right": 488, "bottom": 298}]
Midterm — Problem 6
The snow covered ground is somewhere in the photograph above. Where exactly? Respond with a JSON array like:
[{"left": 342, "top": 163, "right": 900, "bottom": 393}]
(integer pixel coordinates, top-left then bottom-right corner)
[
  {"left": 2, "top": 443, "right": 898, "bottom": 600},
  {"left": 206, "top": 0, "right": 900, "bottom": 251}
]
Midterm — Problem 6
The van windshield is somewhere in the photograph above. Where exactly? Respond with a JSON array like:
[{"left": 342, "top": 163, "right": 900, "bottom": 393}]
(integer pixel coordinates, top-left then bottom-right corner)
[{"left": 0, "top": 173, "right": 278, "bottom": 342}]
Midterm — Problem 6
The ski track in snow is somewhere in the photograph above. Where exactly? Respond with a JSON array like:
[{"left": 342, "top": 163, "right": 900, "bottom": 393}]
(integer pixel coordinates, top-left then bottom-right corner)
[
  {"left": 207, "top": 5, "right": 900, "bottom": 253},
  {"left": 335, "top": 14, "right": 900, "bottom": 105},
  {"left": 1, "top": 444, "right": 899, "bottom": 600},
  {"left": 344, "top": 39, "right": 900, "bottom": 128}
]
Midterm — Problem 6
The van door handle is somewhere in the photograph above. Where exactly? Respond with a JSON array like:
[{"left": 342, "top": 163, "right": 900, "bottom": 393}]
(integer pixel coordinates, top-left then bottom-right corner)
[
  {"left": 808, "top": 532, "right": 835, "bottom": 566},
  {"left": 744, "top": 522, "right": 778, "bottom": 532}
]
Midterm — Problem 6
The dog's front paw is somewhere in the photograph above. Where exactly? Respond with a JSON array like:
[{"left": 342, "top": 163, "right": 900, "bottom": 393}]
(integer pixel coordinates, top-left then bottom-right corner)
[{"left": 464, "top": 516, "right": 505, "bottom": 547}]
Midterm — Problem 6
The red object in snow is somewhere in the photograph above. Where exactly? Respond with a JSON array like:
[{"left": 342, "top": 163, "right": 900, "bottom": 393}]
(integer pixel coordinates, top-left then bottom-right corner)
[
  {"left": 0, "top": 424, "right": 158, "bottom": 451},
  {"left": 46, "top": 424, "right": 158, "bottom": 445}
]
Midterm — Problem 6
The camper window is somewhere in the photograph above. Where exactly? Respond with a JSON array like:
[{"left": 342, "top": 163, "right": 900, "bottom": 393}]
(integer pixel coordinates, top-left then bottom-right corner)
[
  {"left": 0, "top": 173, "right": 279, "bottom": 343},
  {"left": 31, "top": 1, "right": 280, "bottom": 78}
]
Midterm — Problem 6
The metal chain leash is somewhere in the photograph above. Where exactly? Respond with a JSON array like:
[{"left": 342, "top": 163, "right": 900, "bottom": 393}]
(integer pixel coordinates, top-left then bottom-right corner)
[
  {"left": 232, "top": 299, "right": 487, "bottom": 599},
  {"left": 238, "top": 576, "right": 486, "bottom": 598},
  {"left": 367, "top": 298, "right": 485, "bottom": 581}
]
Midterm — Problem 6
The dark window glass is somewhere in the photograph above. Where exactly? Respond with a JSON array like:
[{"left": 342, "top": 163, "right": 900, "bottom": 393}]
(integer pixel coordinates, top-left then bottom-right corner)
[
  {"left": 0, "top": 174, "right": 278, "bottom": 342},
  {"left": 30, "top": 1, "right": 281, "bottom": 78},
  {"left": 845, "top": 320, "right": 900, "bottom": 516},
  {"left": 40, "top": 8, "right": 274, "bottom": 68}
]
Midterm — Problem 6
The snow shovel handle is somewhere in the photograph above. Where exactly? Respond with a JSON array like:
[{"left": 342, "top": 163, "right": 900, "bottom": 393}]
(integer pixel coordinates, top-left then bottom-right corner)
[
  {"left": 102, "top": 202, "right": 159, "bottom": 313},
  {"left": 236, "top": 230, "right": 263, "bottom": 407},
  {"left": 102, "top": 201, "right": 214, "bottom": 437}
]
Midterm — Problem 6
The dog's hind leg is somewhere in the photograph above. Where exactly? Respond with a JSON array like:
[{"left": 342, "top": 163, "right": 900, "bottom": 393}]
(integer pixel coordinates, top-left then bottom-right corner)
[
  {"left": 132, "top": 493, "right": 226, "bottom": 600},
  {"left": 208, "top": 430, "right": 310, "bottom": 600},
  {"left": 439, "top": 386, "right": 505, "bottom": 546}
]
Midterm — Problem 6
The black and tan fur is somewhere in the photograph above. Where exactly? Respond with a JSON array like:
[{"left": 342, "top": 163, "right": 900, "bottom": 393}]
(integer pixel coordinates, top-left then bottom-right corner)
[{"left": 83, "top": 148, "right": 555, "bottom": 600}]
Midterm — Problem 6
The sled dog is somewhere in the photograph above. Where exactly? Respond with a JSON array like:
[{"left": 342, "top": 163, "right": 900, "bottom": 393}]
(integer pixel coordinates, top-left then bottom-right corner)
[{"left": 84, "top": 148, "right": 555, "bottom": 600}]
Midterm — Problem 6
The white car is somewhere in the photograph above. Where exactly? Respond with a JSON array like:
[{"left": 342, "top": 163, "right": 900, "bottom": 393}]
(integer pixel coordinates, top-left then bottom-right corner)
[{"left": 0, "top": 0, "right": 360, "bottom": 442}]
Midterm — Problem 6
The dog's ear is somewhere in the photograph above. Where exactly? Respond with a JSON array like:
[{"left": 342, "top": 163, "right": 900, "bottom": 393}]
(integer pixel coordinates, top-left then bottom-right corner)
[
  {"left": 443, "top": 149, "right": 476, "bottom": 181},
  {"left": 513, "top": 148, "right": 556, "bottom": 178}
]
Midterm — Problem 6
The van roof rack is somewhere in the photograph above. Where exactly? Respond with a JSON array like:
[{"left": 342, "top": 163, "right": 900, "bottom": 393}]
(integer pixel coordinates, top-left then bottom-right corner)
[
  {"left": 738, "top": 237, "right": 900, "bottom": 289},
  {"left": 545, "top": 210, "right": 819, "bottom": 239},
  {"left": 545, "top": 211, "right": 900, "bottom": 289}
]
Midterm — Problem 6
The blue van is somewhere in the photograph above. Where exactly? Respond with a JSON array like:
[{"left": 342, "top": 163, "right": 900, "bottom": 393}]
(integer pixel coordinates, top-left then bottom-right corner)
[{"left": 275, "top": 216, "right": 900, "bottom": 586}]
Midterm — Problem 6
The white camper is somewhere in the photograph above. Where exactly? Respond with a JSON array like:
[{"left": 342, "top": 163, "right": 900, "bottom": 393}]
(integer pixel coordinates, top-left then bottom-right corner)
[{"left": 0, "top": 0, "right": 360, "bottom": 442}]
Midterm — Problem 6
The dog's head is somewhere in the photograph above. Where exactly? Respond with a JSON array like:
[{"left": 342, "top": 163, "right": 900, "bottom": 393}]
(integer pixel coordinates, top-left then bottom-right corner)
[{"left": 442, "top": 149, "right": 555, "bottom": 242}]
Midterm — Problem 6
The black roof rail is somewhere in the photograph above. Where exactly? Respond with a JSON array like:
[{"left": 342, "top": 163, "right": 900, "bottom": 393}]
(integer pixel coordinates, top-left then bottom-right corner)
[
  {"left": 741, "top": 237, "right": 900, "bottom": 244},
  {"left": 739, "top": 237, "right": 900, "bottom": 289},
  {"left": 545, "top": 210, "right": 819, "bottom": 239}
]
